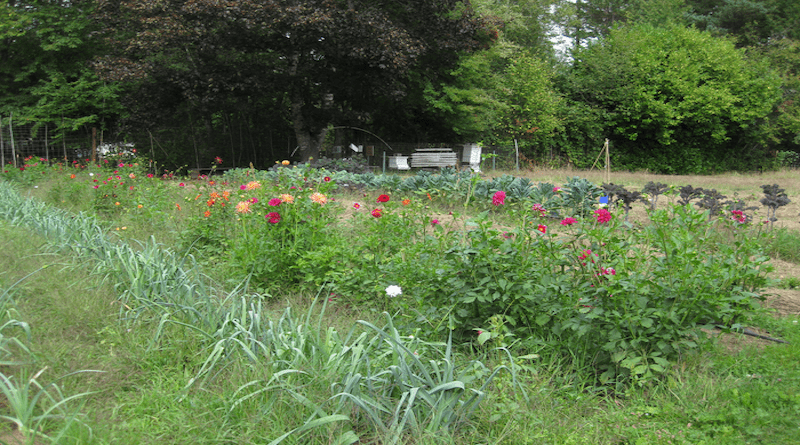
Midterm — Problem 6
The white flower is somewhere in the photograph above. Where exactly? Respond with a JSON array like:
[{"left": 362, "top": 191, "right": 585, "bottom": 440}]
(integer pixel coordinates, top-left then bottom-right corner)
[{"left": 385, "top": 285, "right": 402, "bottom": 297}]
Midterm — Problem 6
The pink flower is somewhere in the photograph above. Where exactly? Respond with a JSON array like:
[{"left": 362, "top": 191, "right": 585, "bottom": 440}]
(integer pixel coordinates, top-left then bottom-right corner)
[
  {"left": 560, "top": 217, "right": 577, "bottom": 226},
  {"left": 553, "top": 186, "right": 561, "bottom": 193},
  {"left": 371, "top": 208, "right": 383, "bottom": 218},
  {"left": 249, "top": 197, "right": 259, "bottom": 204},
  {"left": 268, "top": 198, "right": 282, "bottom": 207},
  {"left": 537, "top": 224, "right": 547, "bottom": 234},
  {"left": 353, "top": 202, "right": 361, "bottom": 210},
  {"left": 492, "top": 191, "right": 506, "bottom": 206},
  {"left": 431, "top": 219, "right": 440, "bottom": 226},
  {"left": 240, "top": 185, "right": 247, "bottom": 190},
  {"left": 531, "top": 203, "right": 546, "bottom": 217},
  {"left": 594, "top": 208, "right": 612, "bottom": 224},
  {"left": 324, "top": 176, "right": 331, "bottom": 182},
  {"left": 730, "top": 210, "right": 746, "bottom": 224},
  {"left": 178, "top": 182, "right": 185, "bottom": 187},
  {"left": 266, "top": 212, "right": 281, "bottom": 223}
]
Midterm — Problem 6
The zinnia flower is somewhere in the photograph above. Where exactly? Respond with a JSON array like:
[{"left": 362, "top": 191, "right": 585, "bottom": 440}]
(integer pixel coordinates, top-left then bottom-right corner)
[
  {"left": 537, "top": 224, "right": 547, "bottom": 234},
  {"left": 266, "top": 212, "right": 281, "bottom": 223},
  {"left": 245, "top": 181, "right": 261, "bottom": 190},
  {"left": 560, "top": 217, "right": 577, "bottom": 226},
  {"left": 215, "top": 156, "right": 223, "bottom": 164},
  {"left": 371, "top": 208, "right": 382, "bottom": 218},
  {"left": 553, "top": 186, "right": 561, "bottom": 193},
  {"left": 204, "top": 210, "right": 211, "bottom": 217},
  {"left": 235, "top": 201, "right": 252, "bottom": 213},
  {"left": 268, "top": 198, "right": 282, "bottom": 207},
  {"left": 492, "top": 191, "right": 506, "bottom": 206},
  {"left": 377, "top": 194, "right": 390, "bottom": 203},
  {"left": 324, "top": 176, "right": 331, "bottom": 182},
  {"left": 310, "top": 192, "right": 327, "bottom": 204},
  {"left": 280, "top": 194, "right": 294, "bottom": 203},
  {"left": 532, "top": 203, "right": 546, "bottom": 217},
  {"left": 431, "top": 219, "right": 439, "bottom": 226},
  {"left": 594, "top": 208, "right": 612, "bottom": 224},
  {"left": 385, "top": 285, "right": 402, "bottom": 297},
  {"left": 353, "top": 202, "right": 361, "bottom": 210},
  {"left": 402, "top": 199, "right": 411, "bottom": 206},
  {"left": 282, "top": 160, "right": 290, "bottom": 166}
]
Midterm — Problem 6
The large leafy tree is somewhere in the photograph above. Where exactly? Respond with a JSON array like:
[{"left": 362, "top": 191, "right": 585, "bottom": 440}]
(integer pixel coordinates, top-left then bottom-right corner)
[
  {"left": 0, "top": 1, "right": 119, "bottom": 135},
  {"left": 566, "top": 23, "right": 781, "bottom": 174},
  {"left": 93, "top": 0, "right": 489, "bottom": 161}
]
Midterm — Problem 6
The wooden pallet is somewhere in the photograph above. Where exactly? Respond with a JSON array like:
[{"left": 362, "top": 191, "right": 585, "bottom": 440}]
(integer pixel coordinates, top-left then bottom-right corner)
[{"left": 410, "top": 148, "right": 458, "bottom": 168}]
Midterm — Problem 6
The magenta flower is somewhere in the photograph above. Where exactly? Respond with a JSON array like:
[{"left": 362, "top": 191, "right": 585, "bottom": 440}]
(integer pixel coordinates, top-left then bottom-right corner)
[
  {"left": 431, "top": 219, "right": 440, "bottom": 226},
  {"left": 537, "top": 224, "right": 547, "bottom": 234},
  {"left": 560, "top": 217, "right": 577, "bottom": 226},
  {"left": 266, "top": 212, "right": 281, "bottom": 224},
  {"left": 268, "top": 198, "right": 282, "bottom": 207},
  {"left": 594, "top": 208, "right": 612, "bottom": 224},
  {"left": 531, "top": 203, "right": 546, "bottom": 217},
  {"left": 371, "top": 208, "right": 382, "bottom": 218},
  {"left": 353, "top": 202, "right": 361, "bottom": 210},
  {"left": 492, "top": 191, "right": 506, "bottom": 206}
]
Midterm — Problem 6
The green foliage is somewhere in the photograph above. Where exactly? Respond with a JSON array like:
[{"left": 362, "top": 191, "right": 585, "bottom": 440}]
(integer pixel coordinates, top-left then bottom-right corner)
[{"left": 566, "top": 23, "right": 783, "bottom": 173}]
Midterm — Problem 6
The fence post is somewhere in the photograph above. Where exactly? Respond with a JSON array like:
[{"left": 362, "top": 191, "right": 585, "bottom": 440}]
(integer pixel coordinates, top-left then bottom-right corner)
[{"left": 9, "top": 112, "right": 16, "bottom": 168}]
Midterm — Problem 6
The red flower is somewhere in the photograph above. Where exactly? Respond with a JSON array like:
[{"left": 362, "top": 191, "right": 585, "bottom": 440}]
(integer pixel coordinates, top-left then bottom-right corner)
[
  {"left": 537, "top": 224, "right": 547, "bottom": 234},
  {"left": 377, "top": 194, "right": 390, "bottom": 203},
  {"left": 266, "top": 212, "right": 281, "bottom": 224},
  {"left": 324, "top": 176, "right": 331, "bottom": 182},
  {"left": 371, "top": 208, "right": 383, "bottom": 218}
]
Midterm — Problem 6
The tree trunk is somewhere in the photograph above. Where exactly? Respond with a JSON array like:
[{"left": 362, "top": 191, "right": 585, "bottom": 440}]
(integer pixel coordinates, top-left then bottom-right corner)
[{"left": 291, "top": 93, "right": 332, "bottom": 162}]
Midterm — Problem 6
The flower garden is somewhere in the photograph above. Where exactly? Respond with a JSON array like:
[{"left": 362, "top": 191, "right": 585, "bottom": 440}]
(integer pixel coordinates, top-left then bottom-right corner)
[{"left": 0, "top": 157, "right": 798, "bottom": 444}]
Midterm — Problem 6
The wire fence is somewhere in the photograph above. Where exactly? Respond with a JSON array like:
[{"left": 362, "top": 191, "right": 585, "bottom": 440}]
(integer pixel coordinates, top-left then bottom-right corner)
[{"left": 0, "top": 117, "right": 117, "bottom": 168}]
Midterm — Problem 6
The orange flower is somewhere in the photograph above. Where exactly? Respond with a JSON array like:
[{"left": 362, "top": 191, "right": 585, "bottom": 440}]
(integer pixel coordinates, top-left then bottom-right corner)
[
  {"left": 310, "top": 192, "right": 327, "bottom": 204},
  {"left": 195, "top": 193, "right": 202, "bottom": 200},
  {"left": 222, "top": 191, "right": 230, "bottom": 200},
  {"left": 137, "top": 204, "right": 143, "bottom": 209},
  {"left": 207, "top": 199, "right": 215, "bottom": 207},
  {"left": 402, "top": 199, "right": 411, "bottom": 206},
  {"left": 427, "top": 192, "right": 432, "bottom": 200},
  {"left": 115, "top": 202, "right": 121, "bottom": 206},
  {"left": 175, "top": 203, "right": 182, "bottom": 210},
  {"left": 280, "top": 194, "right": 295, "bottom": 203},
  {"left": 204, "top": 210, "right": 211, "bottom": 217},
  {"left": 245, "top": 181, "right": 261, "bottom": 190},
  {"left": 235, "top": 201, "right": 251, "bottom": 213},
  {"left": 70, "top": 174, "right": 76, "bottom": 179},
  {"left": 208, "top": 180, "right": 216, "bottom": 186},
  {"left": 210, "top": 192, "right": 221, "bottom": 199}
]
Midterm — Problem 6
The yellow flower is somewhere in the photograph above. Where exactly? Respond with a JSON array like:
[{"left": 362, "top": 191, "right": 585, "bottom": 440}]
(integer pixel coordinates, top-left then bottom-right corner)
[
  {"left": 310, "top": 192, "right": 327, "bottom": 205},
  {"left": 280, "top": 194, "right": 295, "bottom": 203},
  {"left": 281, "top": 160, "right": 290, "bottom": 166}
]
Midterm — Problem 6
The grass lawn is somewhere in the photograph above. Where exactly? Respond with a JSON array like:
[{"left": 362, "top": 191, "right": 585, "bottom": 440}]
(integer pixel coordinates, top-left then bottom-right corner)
[{"left": 0, "top": 165, "right": 799, "bottom": 444}]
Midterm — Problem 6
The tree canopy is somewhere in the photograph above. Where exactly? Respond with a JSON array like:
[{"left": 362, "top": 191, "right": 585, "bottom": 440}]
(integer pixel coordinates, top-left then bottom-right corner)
[
  {"left": 92, "top": 0, "right": 492, "bottom": 161},
  {"left": 566, "top": 23, "right": 781, "bottom": 173}
]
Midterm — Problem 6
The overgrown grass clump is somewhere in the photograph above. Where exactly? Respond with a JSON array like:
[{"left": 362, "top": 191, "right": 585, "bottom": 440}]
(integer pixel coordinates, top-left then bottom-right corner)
[{"left": 0, "top": 162, "right": 798, "bottom": 444}]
